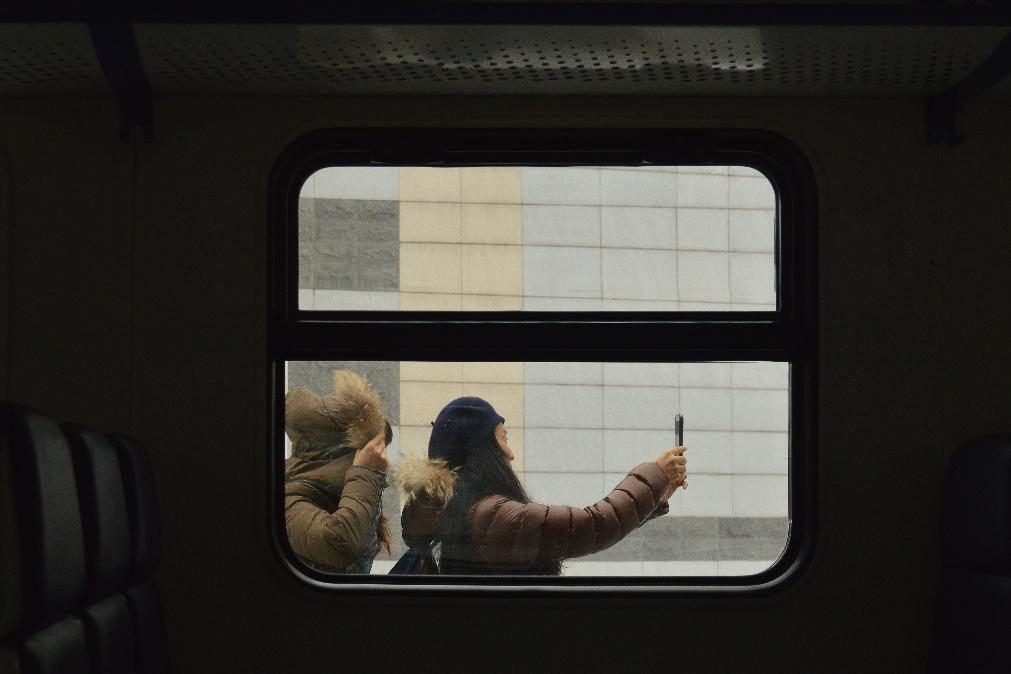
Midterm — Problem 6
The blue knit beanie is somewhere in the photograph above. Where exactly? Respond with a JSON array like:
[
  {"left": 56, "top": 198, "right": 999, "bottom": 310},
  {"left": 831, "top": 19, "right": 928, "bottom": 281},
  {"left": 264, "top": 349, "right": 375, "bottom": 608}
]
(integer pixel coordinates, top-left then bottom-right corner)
[{"left": 428, "top": 396, "right": 505, "bottom": 466}]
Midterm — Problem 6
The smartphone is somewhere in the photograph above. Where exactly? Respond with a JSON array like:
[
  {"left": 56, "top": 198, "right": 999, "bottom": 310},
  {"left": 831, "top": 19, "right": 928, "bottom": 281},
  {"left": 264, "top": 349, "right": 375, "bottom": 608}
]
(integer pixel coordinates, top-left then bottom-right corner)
[{"left": 675, "top": 413, "right": 684, "bottom": 446}]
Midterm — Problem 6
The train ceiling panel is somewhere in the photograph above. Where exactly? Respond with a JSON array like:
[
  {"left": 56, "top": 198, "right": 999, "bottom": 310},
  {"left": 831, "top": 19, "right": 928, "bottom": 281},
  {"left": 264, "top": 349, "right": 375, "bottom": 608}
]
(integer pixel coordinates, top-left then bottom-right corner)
[
  {"left": 132, "top": 24, "right": 1008, "bottom": 96},
  {"left": 0, "top": 24, "right": 109, "bottom": 94}
]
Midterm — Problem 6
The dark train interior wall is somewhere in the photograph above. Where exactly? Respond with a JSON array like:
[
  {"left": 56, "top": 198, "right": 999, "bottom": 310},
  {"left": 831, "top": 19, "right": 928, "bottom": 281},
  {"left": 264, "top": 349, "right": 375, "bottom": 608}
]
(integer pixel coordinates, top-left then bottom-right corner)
[{"left": 1, "top": 95, "right": 1009, "bottom": 672}]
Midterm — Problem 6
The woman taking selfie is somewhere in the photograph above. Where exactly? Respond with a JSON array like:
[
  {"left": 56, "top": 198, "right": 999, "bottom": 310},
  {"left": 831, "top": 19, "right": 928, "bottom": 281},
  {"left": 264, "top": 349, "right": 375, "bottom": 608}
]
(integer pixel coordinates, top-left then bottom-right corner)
[{"left": 394, "top": 396, "right": 687, "bottom": 575}]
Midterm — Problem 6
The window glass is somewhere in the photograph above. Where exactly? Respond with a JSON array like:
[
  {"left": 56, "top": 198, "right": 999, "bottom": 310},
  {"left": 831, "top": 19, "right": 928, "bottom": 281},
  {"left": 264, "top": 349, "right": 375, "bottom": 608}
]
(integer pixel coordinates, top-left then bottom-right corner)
[
  {"left": 283, "top": 360, "right": 789, "bottom": 577},
  {"left": 296, "top": 166, "right": 776, "bottom": 312}
]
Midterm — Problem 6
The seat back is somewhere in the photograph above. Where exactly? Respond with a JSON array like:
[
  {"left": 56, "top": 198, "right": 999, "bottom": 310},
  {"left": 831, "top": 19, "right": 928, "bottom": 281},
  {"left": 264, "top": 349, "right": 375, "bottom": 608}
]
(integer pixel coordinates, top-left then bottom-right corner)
[
  {"left": 109, "top": 432, "right": 168, "bottom": 674},
  {"left": 933, "top": 434, "right": 1011, "bottom": 673},
  {"left": 63, "top": 426, "right": 132, "bottom": 602},
  {"left": 0, "top": 404, "right": 86, "bottom": 635},
  {"left": 108, "top": 433, "right": 162, "bottom": 581}
]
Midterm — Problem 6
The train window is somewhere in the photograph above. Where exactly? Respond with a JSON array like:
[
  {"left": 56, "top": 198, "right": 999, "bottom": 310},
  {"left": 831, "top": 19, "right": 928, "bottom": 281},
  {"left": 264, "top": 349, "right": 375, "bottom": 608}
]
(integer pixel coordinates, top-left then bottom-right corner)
[
  {"left": 295, "top": 166, "right": 775, "bottom": 312},
  {"left": 284, "top": 359, "right": 790, "bottom": 578},
  {"left": 270, "top": 129, "right": 816, "bottom": 591}
]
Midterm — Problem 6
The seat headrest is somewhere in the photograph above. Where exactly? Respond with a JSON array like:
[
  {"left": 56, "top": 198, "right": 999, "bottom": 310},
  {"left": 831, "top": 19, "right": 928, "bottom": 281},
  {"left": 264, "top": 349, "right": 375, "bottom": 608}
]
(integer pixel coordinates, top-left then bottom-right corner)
[
  {"left": 20, "top": 615, "right": 90, "bottom": 674},
  {"left": 940, "top": 434, "right": 1011, "bottom": 571},
  {"left": 63, "top": 424, "right": 132, "bottom": 600},
  {"left": 108, "top": 433, "right": 161, "bottom": 579},
  {"left": 0, "top": 404, "right": 86, "bottom": 635}
]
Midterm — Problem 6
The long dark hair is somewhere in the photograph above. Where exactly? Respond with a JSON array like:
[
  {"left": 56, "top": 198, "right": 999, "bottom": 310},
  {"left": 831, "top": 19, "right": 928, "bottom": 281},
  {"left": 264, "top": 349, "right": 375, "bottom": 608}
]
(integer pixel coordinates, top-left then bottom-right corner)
[{"left": 437, "top": 434, "right": 562, "bottom": 576}]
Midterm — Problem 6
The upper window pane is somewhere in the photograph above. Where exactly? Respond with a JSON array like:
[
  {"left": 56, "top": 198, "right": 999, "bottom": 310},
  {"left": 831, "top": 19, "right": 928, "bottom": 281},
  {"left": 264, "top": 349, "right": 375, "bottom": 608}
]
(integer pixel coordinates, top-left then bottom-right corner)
[{"left": 297, "top": 166, "right": 776, "bottom": 311}]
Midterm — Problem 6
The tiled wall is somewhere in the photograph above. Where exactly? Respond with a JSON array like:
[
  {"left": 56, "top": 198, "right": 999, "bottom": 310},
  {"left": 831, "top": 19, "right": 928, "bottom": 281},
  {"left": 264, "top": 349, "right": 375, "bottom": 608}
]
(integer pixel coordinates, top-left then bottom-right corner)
[
  {"left": 290, "top": 165, "right": 786, "bottom": 576},
  {"left": 287, "top": 359, "right": 789, "bottom": 577},
  {"left": 298, "top": 165, "right": 776, "bottom": 311}
]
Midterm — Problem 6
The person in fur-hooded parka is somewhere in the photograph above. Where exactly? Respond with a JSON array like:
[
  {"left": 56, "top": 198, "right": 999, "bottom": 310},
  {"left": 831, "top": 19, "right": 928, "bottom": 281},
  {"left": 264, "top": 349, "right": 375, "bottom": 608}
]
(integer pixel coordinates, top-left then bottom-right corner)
[
  {"left": 395, "top": 396, "right": 688, "bottom": 575},
  {"left": 284, "top": 370, "right": 392, "bottom": 574}
]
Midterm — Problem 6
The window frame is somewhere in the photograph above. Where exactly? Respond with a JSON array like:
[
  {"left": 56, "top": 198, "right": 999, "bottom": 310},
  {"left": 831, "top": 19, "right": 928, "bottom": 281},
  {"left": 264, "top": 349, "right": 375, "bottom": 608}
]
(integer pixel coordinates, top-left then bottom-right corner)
[{"left": 268, "top": 128, "right": 817, "bottom": 595}]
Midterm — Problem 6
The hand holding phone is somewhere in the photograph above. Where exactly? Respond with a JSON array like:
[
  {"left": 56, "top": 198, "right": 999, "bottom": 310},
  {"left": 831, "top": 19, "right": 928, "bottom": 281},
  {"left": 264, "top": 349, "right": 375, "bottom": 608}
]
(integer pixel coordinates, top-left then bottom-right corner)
[{"left": 675, "top": 412, "right": 687, "bottom": 490}]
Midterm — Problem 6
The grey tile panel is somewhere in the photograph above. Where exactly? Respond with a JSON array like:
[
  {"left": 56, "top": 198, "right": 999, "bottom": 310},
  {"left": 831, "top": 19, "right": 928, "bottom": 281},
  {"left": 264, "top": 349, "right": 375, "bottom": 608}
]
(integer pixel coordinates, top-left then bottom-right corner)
[
  {"left": 310, "top": 198, "right": 399, "bottom": 292},
  {"left": 718, "top": 517, "right": 790, "bottom": 561},
  {"left": 582, "top": 516, "right": 789, "bottom": 563},
  {"left": 298, "top": 198, "right": 316, "bottom": 288},
  {"left": 286, "top": 360, "right": 400, "bottom": 424}
]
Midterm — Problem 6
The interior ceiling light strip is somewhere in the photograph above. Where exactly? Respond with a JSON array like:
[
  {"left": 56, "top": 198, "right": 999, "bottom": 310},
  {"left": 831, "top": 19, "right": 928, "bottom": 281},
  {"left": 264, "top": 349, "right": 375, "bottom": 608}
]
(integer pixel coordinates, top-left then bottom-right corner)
[{"left": 133, "top": 24, "right": 1007, "bottom": 96}]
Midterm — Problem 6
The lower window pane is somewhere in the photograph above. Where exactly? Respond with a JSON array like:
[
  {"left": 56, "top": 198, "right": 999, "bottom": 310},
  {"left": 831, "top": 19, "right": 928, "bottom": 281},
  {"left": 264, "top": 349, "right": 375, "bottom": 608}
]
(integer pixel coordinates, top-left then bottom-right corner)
[{"left": 282, "top": 361, "right": 790, "bottom": 578}]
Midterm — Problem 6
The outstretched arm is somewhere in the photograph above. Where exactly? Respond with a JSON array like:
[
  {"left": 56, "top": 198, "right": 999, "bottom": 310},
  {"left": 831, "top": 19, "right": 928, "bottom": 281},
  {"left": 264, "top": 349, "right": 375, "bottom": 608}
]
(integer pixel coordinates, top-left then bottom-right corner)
[{"left": 469, "top": 454, "right": 684, "bottom": 570}]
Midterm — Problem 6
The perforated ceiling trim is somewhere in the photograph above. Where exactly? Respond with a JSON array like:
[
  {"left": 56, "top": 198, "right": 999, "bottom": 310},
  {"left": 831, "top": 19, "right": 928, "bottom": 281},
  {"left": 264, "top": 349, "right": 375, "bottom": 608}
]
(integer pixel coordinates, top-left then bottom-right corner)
[
  {"left": 0, "top": 24, "right": 109, "bottom": 94},
  {"left": 135, "top": 24, "right": 1007, "bottom": 96}
]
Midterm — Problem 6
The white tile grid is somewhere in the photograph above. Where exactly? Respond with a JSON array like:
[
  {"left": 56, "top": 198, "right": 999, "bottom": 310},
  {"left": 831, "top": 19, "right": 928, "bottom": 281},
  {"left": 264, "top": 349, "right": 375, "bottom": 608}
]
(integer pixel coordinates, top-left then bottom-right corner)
[
  {"left": 603, "top": 430, "right": 679, "bottom": 473},
  {"left": 717, "top": 560, "right": 776, "bottom": 576},
  {"left": 727, "top": 166, "right": 767, "bottom": 178},
  {"left": 677, "top": 207, "right": 729, "bottom": 251},
  {"left": 313, "top": 289, "right": 399, "bottom": 311},
  {"left": 519, "top": 360, "right": 789, "bottom": 519},
  {"left": 679, "top": 362, "right": 731, "bottom": 388},
  {"left": 312, "top": 167, "right": 400, "bottom": 201},
  {"left": 522, "top": 167, "right": 601, "bottom": 206},
  {"left": 523, "top": 205, "right": 601, "bottom": 247},
  {"left": 643, "top": 560, "right": 719, "bottom": 576},
  {"left": 523, "top": 472, "right": 604, "bottom": 509},
  {"left": 679, "top": 387, "right": 733, "bottom": 431},
  {"left": 601, "top": 299, "right": 680, "bottom": 311},
  {"left": 523, "top": 428, "right": 604, "bottom": 472},
  {"left": 679, "top": 165, "right": 729, "bottom": 176},
  {"left": 730, "top": 253, "right": 776, "bottom": 305},
  {"left": 600, "top": 168, "right": 677, "bottom": 207},
  {"left": 732, "top": 474, "right": 788, "bottom": 517},
  {"left": 524, "top": 297, "right": 603, "bottom": 311},
  {"left": 524, "top": 362, "right": 603, "bottom": 385},
  {"left": 557, "top": 560, "right": 777, "bottom": 577},
  {"left": 562, "top": 561, "right": 645, "bottom": 576},
  {"left": 731, "top": 362, "right": 789, "bottom": 389},
  {"left": 602, "top": 362, "right": 679, "bottom": 387},
  {"left": 600, "top": 206, "right": 676, "bottom": 249},
  {"left": 729, "top": 175, "right": 776, "bottom": 209},
  {"left": 602, "top": 248, "right": 678, "bottom": 301},
  {"left": 678, "top": 251, "right": 731, "bottom": 303},
  {"left": 680, "top": 474, "right": 733, "bottom": 516},
  {"left": 729, "top": 209, "right": 776, "bottom": 253},
  {"left": 677, "top": 173, "right": 729, "bottom": 208},
  {"left": 523, "top": 245, "right": 601, "bottom": 300},
  {"left": 524, "top": 384, "right": 604, "bottom": 429},
  {"left": 733, "top": 432, "right": 789, "bottom": 475},
  {"left": 603, "top": 385, "right": 679, "bottom": 430}
]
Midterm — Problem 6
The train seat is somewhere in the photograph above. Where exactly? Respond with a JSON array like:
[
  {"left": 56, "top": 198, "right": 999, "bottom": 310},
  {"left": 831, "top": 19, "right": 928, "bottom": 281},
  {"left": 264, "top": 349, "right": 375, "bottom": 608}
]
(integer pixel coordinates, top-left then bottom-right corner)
[
  {"left": 0, "top": 405, "right": 168, "bottom": 674},
  {"left": 933, "top": 434, "right": 1011, "bottom": 674},
  {"left": 0, "top": 404, "right": 89, "bottom": 673},
  {"left": 109, "top": 433, "right": 169, "bottom": 674},
  {"left": 63, "top": 425, "right": 138, "bottom": 674}
]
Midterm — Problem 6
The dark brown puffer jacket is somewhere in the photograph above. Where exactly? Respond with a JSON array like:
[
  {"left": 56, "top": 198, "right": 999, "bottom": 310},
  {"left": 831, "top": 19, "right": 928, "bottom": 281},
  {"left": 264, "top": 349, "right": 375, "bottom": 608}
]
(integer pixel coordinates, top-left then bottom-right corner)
[{"left": 397, "top": 458, "right": 670, "bottom": 571}]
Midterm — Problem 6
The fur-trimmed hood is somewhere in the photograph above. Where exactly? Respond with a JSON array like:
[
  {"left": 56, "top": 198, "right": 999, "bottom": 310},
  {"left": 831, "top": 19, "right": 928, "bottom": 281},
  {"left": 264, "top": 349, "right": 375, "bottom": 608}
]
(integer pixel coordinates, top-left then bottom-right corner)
[
  {"left": 285, "top": 369, "right": 387, "bottom": 461},
  {"left": 395, "top": 454, "right": 457, "bottom": 546}
]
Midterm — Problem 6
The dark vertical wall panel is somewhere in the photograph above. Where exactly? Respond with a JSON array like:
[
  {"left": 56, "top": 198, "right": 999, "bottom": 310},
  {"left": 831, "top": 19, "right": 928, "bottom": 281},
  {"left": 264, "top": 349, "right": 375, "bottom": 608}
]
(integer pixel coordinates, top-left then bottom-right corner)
[
  {"left": 938, "top": 103, "right": 1011, "bottom": 444},
  {"left": 0, "top": 151, "right": 9, "bottom": 399},
  {"left": 0, "top": 99, "right": 132, "bottom": 430}
]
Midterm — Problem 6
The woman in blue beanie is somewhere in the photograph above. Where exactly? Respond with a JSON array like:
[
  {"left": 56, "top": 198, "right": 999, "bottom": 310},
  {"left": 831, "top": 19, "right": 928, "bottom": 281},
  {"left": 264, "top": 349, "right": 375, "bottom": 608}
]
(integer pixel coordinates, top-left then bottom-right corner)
[{"left": 395, "top": 396, "right": 687, "bottom": 575}]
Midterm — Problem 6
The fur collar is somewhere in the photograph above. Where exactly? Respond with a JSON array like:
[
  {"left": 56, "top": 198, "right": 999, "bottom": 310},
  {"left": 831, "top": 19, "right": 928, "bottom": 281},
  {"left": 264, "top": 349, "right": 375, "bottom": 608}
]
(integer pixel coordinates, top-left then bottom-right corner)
[{"left": 395, "top": 454, "right": 457, "bottom": 509}]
